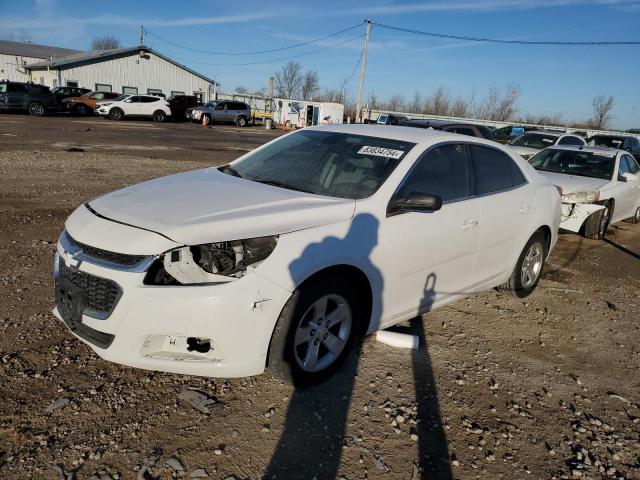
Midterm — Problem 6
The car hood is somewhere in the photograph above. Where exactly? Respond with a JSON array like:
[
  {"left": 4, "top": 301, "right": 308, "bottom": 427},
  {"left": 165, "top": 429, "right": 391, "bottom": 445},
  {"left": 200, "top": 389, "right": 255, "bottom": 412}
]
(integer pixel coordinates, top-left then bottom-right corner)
[
  {"left": 88, "top": 168, "right": 356, "bottom": 245},
  {"left": 505, "top": 145, "right": 540, "bottom": 157},
  {"left": 535, "top": 171, "right": 609, "bottom": 194}
]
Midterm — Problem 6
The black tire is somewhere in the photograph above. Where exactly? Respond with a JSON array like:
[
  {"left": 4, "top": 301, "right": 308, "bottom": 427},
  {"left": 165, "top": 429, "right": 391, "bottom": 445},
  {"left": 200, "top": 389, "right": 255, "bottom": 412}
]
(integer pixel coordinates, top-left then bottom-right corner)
[
  {"left": 28, "top": 102, "right": 45, "bottom": 116},
  {"left": 109, "top": 108, "right": 124, "bottom": 121},
  {"left": 236, "top": 115, "right": 248, "bottom": 127},
  {"left": 268, "top": 276, "right": 362, "bottom": 386},
  {"left": 623, "top": 205, "right": 640, "bottom": 224},
  {"left": 496, "top": 230, "right": 547, "bottom": 298},
  {"left": 583, "top": 202, "right": 611, "bottom": 239},
  {"left": 76, "top": 104, "right": 89, "bottom": 116},
  {"left": 153, "top": 110, "right": 167, "bottom": 123}
]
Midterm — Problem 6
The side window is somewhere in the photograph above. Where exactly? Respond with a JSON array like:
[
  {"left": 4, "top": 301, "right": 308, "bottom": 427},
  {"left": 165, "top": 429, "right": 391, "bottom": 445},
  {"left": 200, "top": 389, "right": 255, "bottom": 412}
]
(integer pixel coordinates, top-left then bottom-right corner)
[
  {"left": 128, "top": 96, "right": 141, "bottom": 103},
  {"left": 470, "top": 145, "right": 525, "bottom": 194},
  {"left": 7, "top": 83, "right": 28, "bottom": 93},
  {"left": 215, "top": 102, "right": 226, "bottom": 110},
  {"left": 627, "top": 155, "right": 640, "bottom": 174},
  {"left": 618, "top": 156, "right": 632, "bottom": 176},
  {"left": 397, "top": 144, "right": 471, "bottom": 203}
]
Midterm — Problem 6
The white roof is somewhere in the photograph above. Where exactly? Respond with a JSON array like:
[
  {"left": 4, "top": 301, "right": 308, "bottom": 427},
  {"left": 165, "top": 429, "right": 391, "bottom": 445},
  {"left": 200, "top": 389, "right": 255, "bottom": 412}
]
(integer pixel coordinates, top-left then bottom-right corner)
[
  {"left": 547, "top": 145, "right": 620, "bottom": 155},
  {"left": 307, "top": 124, "right": 450, "bottom": 144}
]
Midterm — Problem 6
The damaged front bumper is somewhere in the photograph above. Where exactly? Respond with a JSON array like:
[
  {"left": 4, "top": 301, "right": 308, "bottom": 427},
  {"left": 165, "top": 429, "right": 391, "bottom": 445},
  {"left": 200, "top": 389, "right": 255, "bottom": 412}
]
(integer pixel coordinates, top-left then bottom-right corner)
[
  {"left": 559, "top": 202, "right": 605, "bottom": 232},
  {"left": 52, "top": 241, "right": 293, "bottom": 378}
]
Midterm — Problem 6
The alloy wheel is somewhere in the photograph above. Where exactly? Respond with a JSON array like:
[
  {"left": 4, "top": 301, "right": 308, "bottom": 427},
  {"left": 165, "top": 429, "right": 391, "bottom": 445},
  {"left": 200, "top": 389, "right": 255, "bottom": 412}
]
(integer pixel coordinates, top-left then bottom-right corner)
[
  {"left": 520, "top": 242, "right": 543, "bottom": 289},
  {"left": 29, "top": 103, "right": 44, "bottom": 116},
  {"left": 293, "top": 294, "right": 352, "bottom": 373}
]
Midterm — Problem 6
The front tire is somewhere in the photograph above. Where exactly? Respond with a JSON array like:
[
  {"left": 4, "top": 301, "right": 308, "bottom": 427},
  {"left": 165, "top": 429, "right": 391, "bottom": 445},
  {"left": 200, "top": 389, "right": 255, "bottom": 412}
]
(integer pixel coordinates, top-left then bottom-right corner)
[
  {"left": 583, "top": 202, "right": 611, "bottom": 239},
  {"left": 268, "top": 277, "right": 361, "bottom": 386},
  {"left": 623, "top": 205, "right": 640, "bottom": 224},
  {"left": 109, "top": 108, "right": 124, "bottom": 121},
  {"left": 153, "top": 110, "right": 167, "bottom": 123},
  {"left": 76, "top": 104, "right": 89, "bottom": 116},
  {"left": 28, "top": 102, "right": 45, "bottom": 116},
  {"left": 497, "top": 230, "right": 547, "bottom": 298}
]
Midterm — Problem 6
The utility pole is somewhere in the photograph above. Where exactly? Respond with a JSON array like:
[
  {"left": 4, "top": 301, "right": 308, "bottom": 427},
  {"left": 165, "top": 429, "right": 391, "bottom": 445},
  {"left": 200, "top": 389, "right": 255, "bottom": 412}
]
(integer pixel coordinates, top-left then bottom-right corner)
[
  {"left": 355, "top": 19, "right": 372, "bottom": 123},
  {"left": 140, "top": 25, "right": 144, "bottom": 47}
]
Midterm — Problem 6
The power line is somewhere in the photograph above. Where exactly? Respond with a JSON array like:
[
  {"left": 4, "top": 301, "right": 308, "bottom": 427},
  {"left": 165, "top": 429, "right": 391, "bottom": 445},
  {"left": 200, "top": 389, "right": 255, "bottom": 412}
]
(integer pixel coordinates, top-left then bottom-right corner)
[
  {"left": 372, "top": 21, "right": 640, "bottom": 46},
  {"left": 144, "top": 24, "right": 361, "bottom": 56},
  {"left": 167, "top": 33, "right": 363, "bottom": 66},
  {"left": 344, "top": 48, "right": 364, "bottom": 86}
]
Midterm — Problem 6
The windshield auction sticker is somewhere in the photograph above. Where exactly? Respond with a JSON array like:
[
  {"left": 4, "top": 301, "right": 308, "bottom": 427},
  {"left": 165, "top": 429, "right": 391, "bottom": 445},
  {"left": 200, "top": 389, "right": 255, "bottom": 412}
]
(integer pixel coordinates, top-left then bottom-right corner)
[{"left": 358, "top": 146, "right": 405, "bottom": 159}]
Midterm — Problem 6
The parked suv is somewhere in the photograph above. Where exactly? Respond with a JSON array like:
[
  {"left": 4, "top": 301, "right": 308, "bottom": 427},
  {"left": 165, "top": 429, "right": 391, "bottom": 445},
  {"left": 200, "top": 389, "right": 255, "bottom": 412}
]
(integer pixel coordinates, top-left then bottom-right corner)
[
  {"left": 588, "top": 134, "right": 640, "bottom": 161},
  {"left": 399, "top": 119, "right": 494, "bottom": 139},
  {"left": 62, "top": 91, "right": 121, "bottom": 115},
  {"left": 51, "top": 86, "right": 91, "bottom": 105},
  {"left": 96, "top": 94, "right": 172, "bottom": 122},
  {"left": 0, "top": 81, "right": 56, "bottom": 116},
  {"left": 167, "top": 94, "right": 201, "bottom": 121},
  {"left": 190, "top": 100, "right": 251, "bottom": 127}
]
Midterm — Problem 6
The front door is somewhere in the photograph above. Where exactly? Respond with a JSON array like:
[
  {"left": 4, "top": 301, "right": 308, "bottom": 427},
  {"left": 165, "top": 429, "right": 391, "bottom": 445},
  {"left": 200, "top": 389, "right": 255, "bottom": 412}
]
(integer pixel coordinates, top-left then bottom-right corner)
[
  {"left": 384, "top": 143, "right": 481, "bottom": 321},
  {"left": 614, "top": 154, "right": 640, "bottom": 220}
]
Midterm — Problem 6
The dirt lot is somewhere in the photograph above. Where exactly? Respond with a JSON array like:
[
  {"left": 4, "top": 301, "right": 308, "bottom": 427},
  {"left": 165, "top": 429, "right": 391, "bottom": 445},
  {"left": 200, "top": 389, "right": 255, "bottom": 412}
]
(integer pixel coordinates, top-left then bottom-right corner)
[{"left": 0, "top": 114, "right": 638, "bottom": 480}]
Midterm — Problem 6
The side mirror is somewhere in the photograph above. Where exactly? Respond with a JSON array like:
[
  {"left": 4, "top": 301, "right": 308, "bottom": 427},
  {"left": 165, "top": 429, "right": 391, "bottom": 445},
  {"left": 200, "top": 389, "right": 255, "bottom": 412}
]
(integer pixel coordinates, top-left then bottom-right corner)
[
  {"left": 124, "top": 99, "right": 132, "bottom": 103},
  {"left": 387, "top": 191, "right": 443, "bottom": 217}
]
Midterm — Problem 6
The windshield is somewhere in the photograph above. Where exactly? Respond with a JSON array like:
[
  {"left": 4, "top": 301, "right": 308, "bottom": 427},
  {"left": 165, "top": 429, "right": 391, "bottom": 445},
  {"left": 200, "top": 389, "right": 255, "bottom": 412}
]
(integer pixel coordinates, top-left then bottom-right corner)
[
  {"left": 588, "top": 136, "right": 625, "bottom": 149},
  {"left": 224, "top": 130, "right": 415, "bottom": 199},
  {"left": 529, "top": 149, "right": 615, "bottom": 180},
  {"left": 509, "top": 133, "right": 558, "bottom": 149},
  {"left": 114, "top": 94, "right": 130, "bottom": 101},
  {"left": 203, "top": 101, "right": 217, "bottom": 108}
]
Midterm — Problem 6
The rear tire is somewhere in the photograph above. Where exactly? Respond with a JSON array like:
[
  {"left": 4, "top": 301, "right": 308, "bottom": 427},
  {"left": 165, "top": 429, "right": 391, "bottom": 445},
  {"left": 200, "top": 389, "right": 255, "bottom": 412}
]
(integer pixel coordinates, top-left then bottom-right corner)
[
  {"left": 153, "top": 110, "right": 167, "bottom": 123},
  {"left": 76, "top": 104, "right": 89, "bottom": 116},
  {"left": 583, "top": 202, "right": 611, "bottom": 239},
  {"left": 623, "top": 205, "right": 640, "bottom": 224},
  {"left": 496, "top": 230, "right": 547, "bottom": 298},
  {"left": 28, "top": 102, "right": 45, "bottom": 116},
  {"left": 268, "top": 276, "right": 361, "bottom": 386},
  {"left": 109, "top": 108, "right": 124, "bottom": 121},
  {"left": 236, "top": 115, "right": 248, "bottom": 127}
]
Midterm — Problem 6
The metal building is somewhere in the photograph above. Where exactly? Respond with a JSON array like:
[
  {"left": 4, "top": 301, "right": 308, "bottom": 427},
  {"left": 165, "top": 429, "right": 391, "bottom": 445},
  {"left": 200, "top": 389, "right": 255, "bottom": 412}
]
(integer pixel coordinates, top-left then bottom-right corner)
[
  {"left": 24, "top": 45, "right": 219, "bottom": 101},
  {"left": 0, "top": 40, "right": 80, "bottom": 83}
]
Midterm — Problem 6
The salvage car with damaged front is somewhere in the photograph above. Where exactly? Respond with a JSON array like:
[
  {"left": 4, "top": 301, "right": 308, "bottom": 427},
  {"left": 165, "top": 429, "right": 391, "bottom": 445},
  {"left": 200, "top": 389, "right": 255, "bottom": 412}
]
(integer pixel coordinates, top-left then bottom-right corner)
[
  {"left": 53, "top": 124, "right": 561, "bottom": 385},
  {"left": 529, "top": 145, "right": 640, "bottom": 239}
]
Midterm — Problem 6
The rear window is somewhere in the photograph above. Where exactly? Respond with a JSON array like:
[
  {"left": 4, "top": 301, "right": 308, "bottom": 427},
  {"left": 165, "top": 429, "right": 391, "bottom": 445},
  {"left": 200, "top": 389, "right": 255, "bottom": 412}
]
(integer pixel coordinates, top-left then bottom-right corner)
[
  {"left": 508, "top": 133, "right": 558, "bottom": 149},
  {"left": 6, "top": 83, "right": 28, "bottom": 93}
]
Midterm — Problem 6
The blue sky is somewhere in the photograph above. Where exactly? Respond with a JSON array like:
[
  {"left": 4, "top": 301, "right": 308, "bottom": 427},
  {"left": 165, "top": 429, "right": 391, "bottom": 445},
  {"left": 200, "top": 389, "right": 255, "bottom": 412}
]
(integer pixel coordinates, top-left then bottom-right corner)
[{"left": 2, "top": 0, "right": 639, "bottom": 128}]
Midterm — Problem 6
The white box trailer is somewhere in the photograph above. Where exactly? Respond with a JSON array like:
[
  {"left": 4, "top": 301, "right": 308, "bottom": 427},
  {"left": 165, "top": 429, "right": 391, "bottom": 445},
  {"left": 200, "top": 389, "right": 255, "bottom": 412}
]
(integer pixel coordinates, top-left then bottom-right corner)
[{"left": 275, "top": 99, "right": 344, "bottom": 128}]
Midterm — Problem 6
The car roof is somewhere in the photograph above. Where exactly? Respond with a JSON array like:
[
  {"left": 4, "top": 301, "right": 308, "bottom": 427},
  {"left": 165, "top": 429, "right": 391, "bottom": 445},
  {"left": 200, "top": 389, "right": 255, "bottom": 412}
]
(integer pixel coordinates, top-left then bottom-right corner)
[
  {"left": 400, "top": 119, "right": 476, "bottom": 128},
  {"left": 524, "top": 130, "right": 566, "bottom": 137},
  {"left": 306, "top": 124, "right": 471, "bottom": 144},
  {"left": 589, "top": 133, "right": 634, "bottom": 139},
  {"left": 544, "top": 145, "right": 621, "bottom": 156}
]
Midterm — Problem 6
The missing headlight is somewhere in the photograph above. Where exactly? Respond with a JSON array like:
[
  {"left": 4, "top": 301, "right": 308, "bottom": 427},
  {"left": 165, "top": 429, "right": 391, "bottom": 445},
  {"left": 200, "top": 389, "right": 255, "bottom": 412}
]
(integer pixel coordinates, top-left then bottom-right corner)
[{"left": 144, "top": 236, "right": 278, "bottom": 286}]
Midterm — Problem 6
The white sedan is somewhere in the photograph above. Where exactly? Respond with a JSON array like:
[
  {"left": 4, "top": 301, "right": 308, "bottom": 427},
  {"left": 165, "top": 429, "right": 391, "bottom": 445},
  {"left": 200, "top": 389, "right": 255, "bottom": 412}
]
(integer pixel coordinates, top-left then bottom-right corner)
[
  {"left": 96, "top": 94, "right": 171, "bottom": 122},
  {"left": 529, "top": 145, "right": 640, "bottom": 239},
  {"left": 53, "top": 125, "right": 560, "bottom": 385},
  {"left": 506, "top": 130, "right": 586, "bottom": 159}
]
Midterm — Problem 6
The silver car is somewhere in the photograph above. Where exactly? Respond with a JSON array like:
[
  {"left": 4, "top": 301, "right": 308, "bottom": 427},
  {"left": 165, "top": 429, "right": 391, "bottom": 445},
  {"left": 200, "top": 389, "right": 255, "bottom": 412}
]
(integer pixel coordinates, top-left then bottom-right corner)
[{"left": 189, "top": 100, "right": 251, "bottom": 127}]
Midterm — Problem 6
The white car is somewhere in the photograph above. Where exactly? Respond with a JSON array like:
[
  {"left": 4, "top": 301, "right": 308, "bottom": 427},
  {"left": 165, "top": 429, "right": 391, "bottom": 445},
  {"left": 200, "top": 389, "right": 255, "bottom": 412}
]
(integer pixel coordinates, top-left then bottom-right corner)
[
  {"left": 529, "top": 145, "right": 640, "bottom": 239},
  {"left": 52, "top": 125, "right": 560, "bottom": 385},
  {"left": 507, "top": 130, "right": 586, "bottom": 159},
  {"left": 96, "top": 94, "right": 171, "bottom": 122}
]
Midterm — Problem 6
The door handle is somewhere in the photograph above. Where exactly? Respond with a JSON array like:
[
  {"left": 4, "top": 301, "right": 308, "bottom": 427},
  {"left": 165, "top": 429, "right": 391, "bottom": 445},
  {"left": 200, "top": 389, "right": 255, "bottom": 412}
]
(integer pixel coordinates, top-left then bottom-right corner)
[
  {"left": 460, "top": 220, "right": 478, "bottom": 230},
  {"left": 519, "top": 204, "right": 532, "bottom": 214}
]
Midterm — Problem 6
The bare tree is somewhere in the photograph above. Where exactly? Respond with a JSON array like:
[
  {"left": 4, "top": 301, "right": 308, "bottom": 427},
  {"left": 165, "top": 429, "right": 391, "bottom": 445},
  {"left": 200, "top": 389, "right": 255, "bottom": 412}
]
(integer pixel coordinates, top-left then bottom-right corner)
[
  {"left": 493, "top": 84, "right": 519, "bottom": 121},
  {"left": 386, "top": 94, "right": 405, "bottom": 112},
  {"left": 275, "top": 61, "right": 303, "bottom": 99},
  {"left": 408, "top": 91, "right": 422, "bottom": 113},
  {"left": 450, "top": 97, "right": 471, "bottom": 118},
  {"left": 91, "top": 36, "right": 121, "bottom": 51},
  {"left": 367, "top": 91, "right": 379, "bottom": 110},
  {"left": 426, "top": 87, "right": 451, "bottom": 116},
  {"left": 591, "top": 95, "right": 614, "bottom": 130},
  {"left": 234, "top": 86, "right": 248, "bottom": 94},
  {"left": 300, "top": 71, "right": 319, "bottom": 100}
]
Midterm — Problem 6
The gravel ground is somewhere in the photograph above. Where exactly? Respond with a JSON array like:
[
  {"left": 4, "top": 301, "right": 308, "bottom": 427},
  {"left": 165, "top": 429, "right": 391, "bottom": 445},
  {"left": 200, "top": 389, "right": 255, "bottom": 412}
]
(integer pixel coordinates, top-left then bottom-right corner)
[{"left": 0, "top": 114, "right": 638, "bottom": 480}]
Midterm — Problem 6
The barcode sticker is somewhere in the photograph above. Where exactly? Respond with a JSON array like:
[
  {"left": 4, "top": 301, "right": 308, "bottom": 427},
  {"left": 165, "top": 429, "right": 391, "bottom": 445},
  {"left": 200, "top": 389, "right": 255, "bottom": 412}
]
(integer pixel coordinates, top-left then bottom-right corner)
[{"left": 358, "top": 146, "right": 405, "bottom": 159}]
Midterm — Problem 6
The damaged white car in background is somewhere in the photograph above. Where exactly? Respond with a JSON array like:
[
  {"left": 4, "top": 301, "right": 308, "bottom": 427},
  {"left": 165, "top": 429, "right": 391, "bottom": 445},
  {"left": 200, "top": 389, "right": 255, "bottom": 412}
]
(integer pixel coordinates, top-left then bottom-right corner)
[
  {"left": 529, "top": 145, "right": 640, "bottom": 239},
  {"left": 53, "top": 124, "right": 561, "bottom": 386}
]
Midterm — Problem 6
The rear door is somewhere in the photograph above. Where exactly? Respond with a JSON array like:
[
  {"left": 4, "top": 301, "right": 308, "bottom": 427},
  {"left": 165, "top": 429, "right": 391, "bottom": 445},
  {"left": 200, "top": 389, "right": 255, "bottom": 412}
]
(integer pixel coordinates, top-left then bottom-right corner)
[
  {"left": 6, "top": 83, "right": 28, "bottom": 108},
  {"left": 385, "top": 143, "right": 481, "bottom": 319},
  {"left": 469, "top": 145, "right": 534, "bottom": 285}
]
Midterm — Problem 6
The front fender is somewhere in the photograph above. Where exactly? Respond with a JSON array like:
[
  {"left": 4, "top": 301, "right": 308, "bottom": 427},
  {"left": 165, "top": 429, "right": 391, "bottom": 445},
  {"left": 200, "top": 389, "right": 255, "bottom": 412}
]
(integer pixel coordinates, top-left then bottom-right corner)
[{"left": 560, "top": 203, "right": 605, "bottom": 232}]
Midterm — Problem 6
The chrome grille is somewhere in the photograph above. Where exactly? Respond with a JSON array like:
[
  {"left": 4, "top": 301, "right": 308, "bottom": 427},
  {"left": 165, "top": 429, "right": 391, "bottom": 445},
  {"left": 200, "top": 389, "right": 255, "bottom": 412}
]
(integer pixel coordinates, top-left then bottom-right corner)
[{"left": 67, "top": 234, "right": 147, "bottom": 266}]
